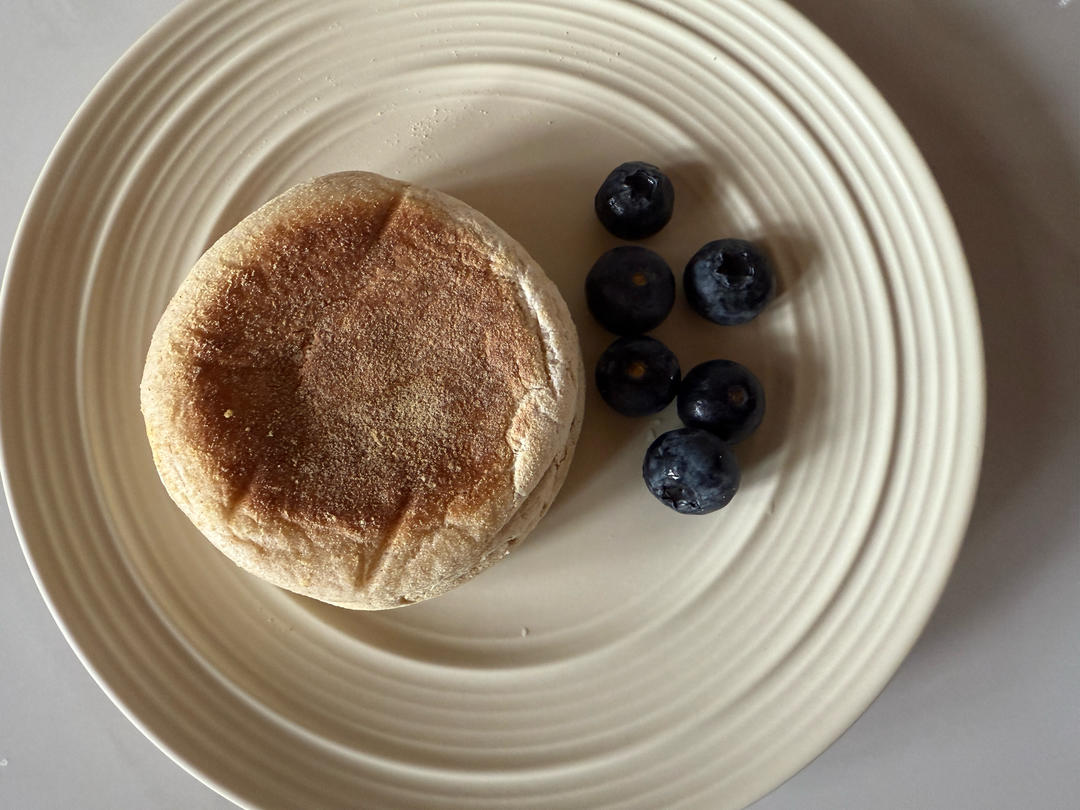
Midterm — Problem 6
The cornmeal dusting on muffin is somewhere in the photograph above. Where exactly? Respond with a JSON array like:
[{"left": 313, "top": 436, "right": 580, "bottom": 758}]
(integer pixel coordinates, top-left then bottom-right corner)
[{"left": 180, "top": 187, "right": 549, "bottom": 544}]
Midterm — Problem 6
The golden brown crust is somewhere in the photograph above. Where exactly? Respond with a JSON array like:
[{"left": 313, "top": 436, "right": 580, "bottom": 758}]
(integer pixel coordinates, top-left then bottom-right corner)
[{"left": 141, "top": 172, "right": 582, "bottom": 608}]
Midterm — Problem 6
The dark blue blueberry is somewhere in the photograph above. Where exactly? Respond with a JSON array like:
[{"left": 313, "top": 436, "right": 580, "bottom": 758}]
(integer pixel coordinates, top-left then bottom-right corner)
[
  {"left": 585, "top": 246, "right": 675, "bottom": 335},
  {"left": 678, "top": 360, "right": 765, "bottom": 443},
  {"left": 595, "top": 336, "right": 680, "bottom": 417},
  {"left": 642, "top": 427, "right": 740, "bottom": 514},
  {"left": 684, "top": 239, "right": 775, "bottom": 325},
  {"left": 594, "top": 161, "right": 675, "bottom": 240}
]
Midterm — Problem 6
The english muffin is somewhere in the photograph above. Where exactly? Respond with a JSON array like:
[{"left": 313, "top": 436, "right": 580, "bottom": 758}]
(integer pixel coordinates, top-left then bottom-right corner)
[{"left": 141, "top": 171, "right": 583, "bottom": 609}]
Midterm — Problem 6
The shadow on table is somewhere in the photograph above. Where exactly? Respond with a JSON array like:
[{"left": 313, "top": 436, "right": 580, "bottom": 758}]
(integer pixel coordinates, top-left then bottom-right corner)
[{"left": 789, "top": 0, "right": 1080, "bottom": 656}]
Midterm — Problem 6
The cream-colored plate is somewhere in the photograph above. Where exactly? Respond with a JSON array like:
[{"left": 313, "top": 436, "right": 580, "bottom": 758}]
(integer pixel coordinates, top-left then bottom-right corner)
[{"left": 0, "top": 0, "right": 984, "bottom": 807}]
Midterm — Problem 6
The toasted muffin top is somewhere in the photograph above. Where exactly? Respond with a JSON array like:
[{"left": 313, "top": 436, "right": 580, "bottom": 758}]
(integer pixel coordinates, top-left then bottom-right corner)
[{"left": 141, "top": 172, "right": 582, "bottom": 608}]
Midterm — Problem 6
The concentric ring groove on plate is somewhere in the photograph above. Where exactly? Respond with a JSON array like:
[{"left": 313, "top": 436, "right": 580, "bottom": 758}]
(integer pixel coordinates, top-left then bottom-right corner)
[{"left": 0, "top": 0, "right": 984, "bottom": 807}]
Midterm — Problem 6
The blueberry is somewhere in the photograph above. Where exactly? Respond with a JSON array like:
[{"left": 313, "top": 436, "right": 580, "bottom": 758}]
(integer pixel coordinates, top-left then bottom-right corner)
[
  {"left": 594, "top": 161, "right": 675, "bottom": 240},
  {"left": 585, "top": 247, "right": 675, "bottom": 335},
  {"left": 595, "top": 336, "right": 680, "bottom": 416},
  {"left": 642, "top": 427, "right": 740, "bottom": 514},
  {"left": 684, "top": 239, "right": 775, "bottom": 325},
  {"left": 678, "top": 360, "right": 765, "bottom": 443}
]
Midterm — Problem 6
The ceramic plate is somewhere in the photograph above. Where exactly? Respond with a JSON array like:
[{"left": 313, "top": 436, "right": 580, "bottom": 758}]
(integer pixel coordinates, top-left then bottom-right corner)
[{"left": 0, "top": 0, "right": 984, "bottom": 807}]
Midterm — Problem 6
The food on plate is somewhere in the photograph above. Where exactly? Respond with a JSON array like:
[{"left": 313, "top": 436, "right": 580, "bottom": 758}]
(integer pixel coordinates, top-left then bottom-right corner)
[
  {"left": 594, "top": 335, "right": 681, "bottom": 417},
  {"left": 585, "top": 164, "right": 777, "bottom": 513},
  {"left": 677, "top": 359, "right": 765, "bottom": 444},
  {"left": 594, "top": 161, "right": 675, "bottom": 240},
  {"left": 684, "top": 238, "right": 775, "bottom": 325},
  {"left": 141, "top": 171, "right": 584, "bottom": 609},
  {"left": 642, "top": 427, "right": 741, "bottom": 515},
  {"left": 585, "top": 246, "right": 675, "bottom": 335}
]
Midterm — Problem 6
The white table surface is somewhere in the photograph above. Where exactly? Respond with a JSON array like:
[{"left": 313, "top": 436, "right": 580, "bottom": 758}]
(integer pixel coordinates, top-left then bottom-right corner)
[{"left": 2, "top": 1, "right": 1077, "bottom": 808}]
